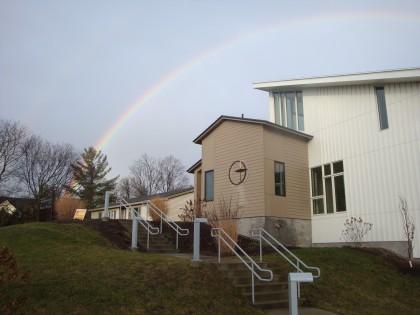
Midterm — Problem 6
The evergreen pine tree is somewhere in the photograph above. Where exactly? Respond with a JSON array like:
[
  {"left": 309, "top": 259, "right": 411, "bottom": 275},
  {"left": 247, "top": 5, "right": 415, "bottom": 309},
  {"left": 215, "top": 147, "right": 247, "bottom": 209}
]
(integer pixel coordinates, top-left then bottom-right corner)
[{"left": 70, "top": 147, "right": 118, "bottom": 209}]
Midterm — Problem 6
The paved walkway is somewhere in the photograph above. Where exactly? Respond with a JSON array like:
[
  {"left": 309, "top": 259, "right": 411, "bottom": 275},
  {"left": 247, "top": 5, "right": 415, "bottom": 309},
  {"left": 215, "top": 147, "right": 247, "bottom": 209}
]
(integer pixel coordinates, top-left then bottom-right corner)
[
  {"left": 265, "top": 307, "right": 338, "bottom": 315},
  {"left": 168, "top": 254, "right": 338, "bottom": 315}
]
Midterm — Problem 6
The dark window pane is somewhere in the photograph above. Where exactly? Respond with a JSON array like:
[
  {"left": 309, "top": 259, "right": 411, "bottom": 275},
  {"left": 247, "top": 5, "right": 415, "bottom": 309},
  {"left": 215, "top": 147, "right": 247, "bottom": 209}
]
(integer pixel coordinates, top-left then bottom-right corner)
[
  {"left": 375, "top": 87, "right": 389, "bottom": 130},
  {"left": 311, "top": 167, "right": 323, "bottom": 196},
  {"left": 297, "top": 92, "right": 304, "bottom": 131},
  {"left": 325, "top": 177, "right": 334, "bottom": 213},
  {"left": 312, "top": 199, "right": 324, "bottom": 214},
  {"left": 275, "top": 161, "right": 285, "bottom": 196},
  {"left": 274, "top": 93, "right": 280, "bottom": 125},
  {"left": 286, "top": 92, "right": 296, "bottom": 130},
  {"left": 324, "top": 164, "right": 331, "bottom": 176},
  {"left": 334, "top": 175, "right": 346, "bottom": 212},
  {"left": 281, "top": 93, "right": 286, "bottom": 127},
  {"left": 205, "top": 170, "right": 214, "bottom": 201},
  {"left": 333, "top": 161, "right": 344, "bottom": 173}
]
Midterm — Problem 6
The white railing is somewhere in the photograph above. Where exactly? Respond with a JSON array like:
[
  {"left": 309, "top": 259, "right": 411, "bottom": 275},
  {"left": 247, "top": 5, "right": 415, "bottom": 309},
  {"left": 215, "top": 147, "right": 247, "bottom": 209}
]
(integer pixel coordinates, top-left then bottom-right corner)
[
  {"left": 119, "top": 197, "right": 159, "bottom": 250},
  {"left": 251, "top": 228, "right": 320, "bottom": 279},
  {"left": 147, "top": 201, "right": 189, "bottom": 250},
  {"left": 211, "top": 228, "right": 273, "bottom": 304}
]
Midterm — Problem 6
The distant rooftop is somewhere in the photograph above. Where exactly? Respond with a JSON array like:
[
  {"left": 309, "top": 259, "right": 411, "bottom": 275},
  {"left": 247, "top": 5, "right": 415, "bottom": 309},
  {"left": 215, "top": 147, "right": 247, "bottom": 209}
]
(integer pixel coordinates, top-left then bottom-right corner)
[{"left": 253, "top": 67, "right": 420, "bottom": 92}]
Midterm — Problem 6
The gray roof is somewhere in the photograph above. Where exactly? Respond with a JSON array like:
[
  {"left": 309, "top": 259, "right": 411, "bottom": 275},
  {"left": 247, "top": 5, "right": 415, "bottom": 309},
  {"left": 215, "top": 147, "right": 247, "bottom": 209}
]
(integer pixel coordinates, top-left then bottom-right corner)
[
  {"left": 192, "top": 115, "right": 313, "bottom": 145},
  {"left": 88, "top": 187, "right": 194, "bottom": 211}
]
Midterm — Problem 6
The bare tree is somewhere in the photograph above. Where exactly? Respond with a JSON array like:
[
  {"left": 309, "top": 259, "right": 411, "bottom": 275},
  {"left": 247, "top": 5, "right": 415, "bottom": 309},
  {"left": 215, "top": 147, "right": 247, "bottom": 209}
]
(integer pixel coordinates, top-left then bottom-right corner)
[
  {"left": 129, "top": 154, "right": 160, "bottom": 196},
  {"left": 157, "top": 155, "right": 189, "bottom": 192},
  {"left": 398, "top": 196, "right": 415, "bottom": 267},
  {"left": 17, "top": 135, "right": 79, "bottom": 217},
  {"left": 128, "top": 154, "right": 190, "bottom": 196},
  {"left": 0, "top": 120, "right": 27, "bottom": 186},
  {"left": 116, "top": 176, "right": 134, "bottom": 199}
]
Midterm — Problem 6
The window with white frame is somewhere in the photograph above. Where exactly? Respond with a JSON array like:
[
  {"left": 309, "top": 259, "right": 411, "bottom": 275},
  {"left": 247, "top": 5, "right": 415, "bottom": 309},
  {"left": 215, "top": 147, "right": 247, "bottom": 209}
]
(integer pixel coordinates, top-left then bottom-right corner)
[
  {"left": 273, "top": 91, "right": 304, "bottom": 131},
  {"left": 274, "top": 161, "right": 286, "bottom": 197},
  {"left": 204, "top": 170, "right": 214, "bottom": 201},
  {"left": 311, "top": 161, "right": 346, "bottom": 215}
]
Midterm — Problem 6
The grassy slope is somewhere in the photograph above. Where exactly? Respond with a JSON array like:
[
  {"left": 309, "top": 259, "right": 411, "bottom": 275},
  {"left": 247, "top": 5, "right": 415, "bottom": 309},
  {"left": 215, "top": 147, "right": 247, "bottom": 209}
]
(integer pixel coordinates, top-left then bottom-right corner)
[
  {"left": 264, "top": 248, "right": 420, "bottom": 315},
  {"left": 0, "top": 223, "right": 262, "bottom": 315},
  {"left": 2, "top": 223, "right": 420, "bottom": 315}
]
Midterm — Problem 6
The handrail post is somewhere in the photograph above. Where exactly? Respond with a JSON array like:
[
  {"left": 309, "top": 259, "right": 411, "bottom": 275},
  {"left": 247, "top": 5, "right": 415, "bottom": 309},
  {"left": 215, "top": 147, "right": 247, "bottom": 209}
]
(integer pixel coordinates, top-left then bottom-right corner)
[
  {"left": 131, "top": 216, "right": 138, "bottom": 250},
  {"left": 259, "top": 231, "right": 263, "bottom": 263},
  {"left": 147, "top": 229, "right": 150, "bottom": 250},
  {"left": 252, "top": 264, "right": 255, "bottom": 304},
  {"left": 176, "top": 227, "right": 179, "bottom": 250},
  {"left": 218, "top": 234, "right": 221, "bottom": 263}
]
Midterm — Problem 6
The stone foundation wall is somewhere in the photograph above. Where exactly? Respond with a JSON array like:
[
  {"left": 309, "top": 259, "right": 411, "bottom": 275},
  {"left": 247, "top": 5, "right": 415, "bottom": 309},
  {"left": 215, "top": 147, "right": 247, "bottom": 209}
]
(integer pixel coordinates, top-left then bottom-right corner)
[{"left": 237, "top": 216, "right": 312, "bottom": 247}]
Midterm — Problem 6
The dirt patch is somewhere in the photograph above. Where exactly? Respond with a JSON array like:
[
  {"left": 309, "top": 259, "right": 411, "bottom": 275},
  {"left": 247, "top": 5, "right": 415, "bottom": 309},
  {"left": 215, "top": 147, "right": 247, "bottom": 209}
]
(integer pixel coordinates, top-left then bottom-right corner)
[
  {"left": 350, "top": 247, "right": 420, "bottom": 276},
  {"left": 54, "top": 219, "right": 131, "bottom": 249}
]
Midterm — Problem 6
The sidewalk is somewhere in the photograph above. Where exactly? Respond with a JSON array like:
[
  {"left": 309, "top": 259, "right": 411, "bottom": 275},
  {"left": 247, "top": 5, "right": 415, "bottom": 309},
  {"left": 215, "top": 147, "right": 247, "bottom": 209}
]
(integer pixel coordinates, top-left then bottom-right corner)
[{"left": 265, "top": 308, "right": 338, "bottom": 315}]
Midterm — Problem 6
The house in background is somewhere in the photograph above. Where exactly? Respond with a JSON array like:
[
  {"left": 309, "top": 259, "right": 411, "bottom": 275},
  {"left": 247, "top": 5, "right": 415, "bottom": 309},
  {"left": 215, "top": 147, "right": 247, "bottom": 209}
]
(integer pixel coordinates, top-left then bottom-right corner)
[
  {"left": 190, "top": 67, "right": 420, "bottom": 258},
  {"left": 88, "top": 188, "right": 194, "bottom": 221},
  {"left": 0, "top": 197, "right": 36, "bottom": 225}
]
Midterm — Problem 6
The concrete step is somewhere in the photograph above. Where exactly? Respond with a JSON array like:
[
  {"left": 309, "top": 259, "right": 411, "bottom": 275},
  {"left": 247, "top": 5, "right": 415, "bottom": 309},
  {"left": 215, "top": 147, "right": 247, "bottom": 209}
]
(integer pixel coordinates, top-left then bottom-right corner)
[
  {"left": 119, "top": 219, "right": 177, "bottom": 253},
  {"left": 212, "top": 259, "right": 299, "bottom": 310}
]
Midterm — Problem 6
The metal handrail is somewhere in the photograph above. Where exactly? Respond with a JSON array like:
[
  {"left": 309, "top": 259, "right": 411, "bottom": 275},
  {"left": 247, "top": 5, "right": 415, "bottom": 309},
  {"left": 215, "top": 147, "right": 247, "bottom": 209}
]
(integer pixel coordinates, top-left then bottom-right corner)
[
  {"left": 211, "top": 228, "right": 273, "bottom": 304},
  {"left": 147, "top": 201, "right": 189, "bottom": 250},
  {"left": 119, "top": 197, "right": 159, "bottom": 249},
  {"left": 251, "top": 228, "right": 320, "bottom": 279}
]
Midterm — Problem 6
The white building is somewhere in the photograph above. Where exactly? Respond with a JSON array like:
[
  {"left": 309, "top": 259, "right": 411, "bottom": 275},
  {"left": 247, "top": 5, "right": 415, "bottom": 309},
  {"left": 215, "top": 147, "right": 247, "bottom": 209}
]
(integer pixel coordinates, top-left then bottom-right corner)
[{"left": 253, "top": 67, "right": 420, "bottom": 258}]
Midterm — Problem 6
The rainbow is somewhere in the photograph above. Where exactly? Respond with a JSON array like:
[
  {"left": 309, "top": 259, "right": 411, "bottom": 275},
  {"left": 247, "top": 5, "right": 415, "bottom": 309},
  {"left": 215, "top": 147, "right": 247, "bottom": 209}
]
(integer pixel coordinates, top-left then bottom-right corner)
[
  {"left": 50, "top": 12, "right": 420, "bottom": 151},
  {"left": 94, "top": 11, "right": 420, "bottom": 151}
]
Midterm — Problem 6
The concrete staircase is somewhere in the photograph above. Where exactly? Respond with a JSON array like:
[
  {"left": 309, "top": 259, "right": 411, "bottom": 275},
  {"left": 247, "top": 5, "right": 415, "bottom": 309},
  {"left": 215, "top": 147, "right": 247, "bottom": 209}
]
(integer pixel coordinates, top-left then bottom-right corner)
[
  {"left": 214, "top": 259, "right": 302, "bottom": 310},
  {"left": 118, "top": 219, "right": 179, "bottom": 254}
]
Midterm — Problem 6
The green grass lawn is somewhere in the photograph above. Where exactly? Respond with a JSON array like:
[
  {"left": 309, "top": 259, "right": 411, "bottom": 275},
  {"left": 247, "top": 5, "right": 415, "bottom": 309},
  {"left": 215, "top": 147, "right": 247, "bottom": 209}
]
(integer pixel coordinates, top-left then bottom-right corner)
[
  {"left": 0, "top": 223, "right": 262, "bottom": 315},
  {"left": 264, "top": 248, "right": 420, "bottom": 315},
  {"left": 1, "top": 223, "right": 420, "bottom": 315}
]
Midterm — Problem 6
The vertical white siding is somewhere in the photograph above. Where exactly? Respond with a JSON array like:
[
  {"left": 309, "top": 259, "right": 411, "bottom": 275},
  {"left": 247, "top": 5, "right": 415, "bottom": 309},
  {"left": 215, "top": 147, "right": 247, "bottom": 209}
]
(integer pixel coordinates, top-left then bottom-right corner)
[{"left": 302, "top": 82, "right": 420, "bottom": 257}]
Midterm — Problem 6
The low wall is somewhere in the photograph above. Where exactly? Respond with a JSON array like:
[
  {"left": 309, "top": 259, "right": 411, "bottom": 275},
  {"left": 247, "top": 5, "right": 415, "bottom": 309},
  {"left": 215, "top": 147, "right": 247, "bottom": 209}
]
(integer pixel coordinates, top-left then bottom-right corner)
[{"left": 238, "top": 216, "right": 312, "bottom": 247}]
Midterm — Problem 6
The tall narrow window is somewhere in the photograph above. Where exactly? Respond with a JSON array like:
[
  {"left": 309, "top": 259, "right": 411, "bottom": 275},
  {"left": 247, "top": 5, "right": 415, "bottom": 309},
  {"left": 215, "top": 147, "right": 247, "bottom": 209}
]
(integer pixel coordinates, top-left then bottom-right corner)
[
  {"left": 297, "top": 92, "right": 304, "bottom": 131},
  {"left": 274, "top": 161, "right": 286, "bottom": 196},
  {"left": 311, "top": 166, "right": 324, "bottom": 214},
  {"left": 204, "top": 170, "right": 214, "bottom": 201},
  {"left": 272, "top": 92, "right": 304, "bottom": 131},
  {"left": 274, "top": 93, "right": 281, "bottom": 125},
  {"left": 375, "top": 87, "right": 389, "bottom": 130}
]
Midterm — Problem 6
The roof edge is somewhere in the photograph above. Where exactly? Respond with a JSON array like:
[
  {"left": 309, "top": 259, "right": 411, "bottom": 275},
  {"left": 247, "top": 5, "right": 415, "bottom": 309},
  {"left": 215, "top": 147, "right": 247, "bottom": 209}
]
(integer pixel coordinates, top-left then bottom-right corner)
[{"left": 193, "top": 115, "right": 313, "bottom": 144}]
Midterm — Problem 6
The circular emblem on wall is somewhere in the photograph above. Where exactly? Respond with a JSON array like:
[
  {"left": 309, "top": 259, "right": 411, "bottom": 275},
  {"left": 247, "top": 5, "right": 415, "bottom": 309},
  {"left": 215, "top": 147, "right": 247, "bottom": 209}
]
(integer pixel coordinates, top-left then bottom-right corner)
[{"left": 229, "top": 160, "right": 248, "bottom": 185}]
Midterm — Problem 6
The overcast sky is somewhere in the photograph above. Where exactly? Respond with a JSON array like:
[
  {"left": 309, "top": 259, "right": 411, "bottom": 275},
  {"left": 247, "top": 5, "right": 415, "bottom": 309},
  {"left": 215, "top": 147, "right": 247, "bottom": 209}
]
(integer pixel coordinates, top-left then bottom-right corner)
[{"left": 1, "top": 0, "right": 419, "bottom": 181}]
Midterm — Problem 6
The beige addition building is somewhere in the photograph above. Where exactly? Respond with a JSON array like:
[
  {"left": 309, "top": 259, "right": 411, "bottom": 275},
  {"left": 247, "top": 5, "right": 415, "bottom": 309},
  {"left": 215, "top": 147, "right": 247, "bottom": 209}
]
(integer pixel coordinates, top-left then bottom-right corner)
[{"left": 188, "top": 116, "right": 313, "bottom": 246}]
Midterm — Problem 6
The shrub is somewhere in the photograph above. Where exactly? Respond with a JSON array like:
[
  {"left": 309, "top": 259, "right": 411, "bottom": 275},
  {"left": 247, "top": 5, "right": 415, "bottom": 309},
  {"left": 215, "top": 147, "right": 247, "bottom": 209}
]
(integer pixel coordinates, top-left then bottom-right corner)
[
  {"left": 398, "top": 196, "right": 415, "bottom": 265},
  {"left": 149, "top": 197, "right": 168, "bottom": 221},
  {"left": 341, "top": 217, "right": 373, "bottom": 247},
  {"left": 0, "top": 247, "right": 29, "bottom": 314},
  {"left": 55, "top": 195, "right": 85, "bottom": 220},
  {"left": 178, "top": 198, "right": 208, "bottom": 222},
  {"left": 208, "top": 195, "right": 242, "bottom": 254}
]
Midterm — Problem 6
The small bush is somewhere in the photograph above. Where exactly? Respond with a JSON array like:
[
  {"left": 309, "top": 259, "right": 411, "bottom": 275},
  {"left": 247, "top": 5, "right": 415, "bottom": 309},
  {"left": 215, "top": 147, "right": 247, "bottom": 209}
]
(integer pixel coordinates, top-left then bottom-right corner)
[
  {"left": 0, "top": 247, "right": 29, "bottom": 314},
  {"left": 208, "top": 195, "right": 242, "bottom": 254},
  {"left": 341, "top": 217, "right": 373, "bottom": 247},
  {"left": 178, "top": 198, "right": 208, "bottom": 222},
  {"left": 55, "top": 195, "right": 85, "bottom": 220},
  {"left": 149, "top": 197, "right": 168, "bottom": 221}
]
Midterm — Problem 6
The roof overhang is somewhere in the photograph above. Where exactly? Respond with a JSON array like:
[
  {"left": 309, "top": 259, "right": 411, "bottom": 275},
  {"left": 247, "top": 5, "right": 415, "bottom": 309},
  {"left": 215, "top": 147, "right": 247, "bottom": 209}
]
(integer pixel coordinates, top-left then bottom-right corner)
[
  {"left": 193, "top": 115, "right": 313, "bottom": 145},
  {"left": 187, "top": 159, "right": 202, "bottom": 174},
  {"left": 253, "top": 67, "right": 420, "bottom": 92}
]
